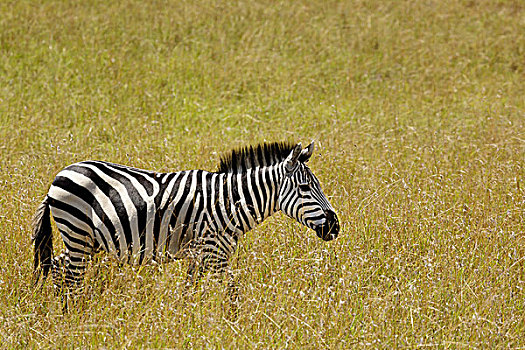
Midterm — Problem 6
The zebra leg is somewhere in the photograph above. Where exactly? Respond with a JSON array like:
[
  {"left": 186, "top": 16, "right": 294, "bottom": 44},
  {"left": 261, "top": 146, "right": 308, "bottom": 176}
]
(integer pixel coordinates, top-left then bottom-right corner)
[
  {"left": 52, "top": 251, "right": 66, "bottom": 296},
  {"left": 226, "top": 267, "right": 239, "bottom": 320},
  {"left": 185, "top": 251, "right": 239, "bottom": 319},
  {"left": 185, "top": 243, "right": 201, "bottom": 290},
  {"left": 184, "top": 241, "right": 216, "bottom": 289},
  {"left": 52, "top": 250, "right": 75, "bottom": 312},
  {"left": 63, "top": 251, "right": 89, "bottom": 290},
  {"left": 209, "top": 262, "right": 239, "bottom": 320},
  {"left": 185, "top": 249, "right": 224, "bottom": 285},
  {"left": 185, "top": 254, "right": 206, "bottom": 293},
  {"left": 186, "top": 260, "right": 199, "bottom": 284},
  {"left": 53, "top": 227, "right": 94, "bottom": 312},
  {"left": 60, "top": 250, "right": 91, "bottom": 312}
]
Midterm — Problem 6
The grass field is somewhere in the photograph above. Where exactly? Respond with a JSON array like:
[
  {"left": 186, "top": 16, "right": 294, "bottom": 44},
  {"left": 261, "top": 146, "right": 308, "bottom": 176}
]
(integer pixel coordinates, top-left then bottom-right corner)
[{"left": 1, "top": 0, "right": 524, "bottom": 348}]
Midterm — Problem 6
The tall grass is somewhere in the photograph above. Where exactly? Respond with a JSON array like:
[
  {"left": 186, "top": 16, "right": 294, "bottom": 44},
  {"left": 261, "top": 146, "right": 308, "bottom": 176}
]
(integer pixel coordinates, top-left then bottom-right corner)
[{"left": 1, "top": 0, "right": 524, "bottom": 348}]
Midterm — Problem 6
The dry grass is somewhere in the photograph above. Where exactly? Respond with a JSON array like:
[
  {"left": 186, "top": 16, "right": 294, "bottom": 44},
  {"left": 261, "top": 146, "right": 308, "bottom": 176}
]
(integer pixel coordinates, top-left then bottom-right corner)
[{"left": 1, "top": 0, "right": 524, "bottom": 348}]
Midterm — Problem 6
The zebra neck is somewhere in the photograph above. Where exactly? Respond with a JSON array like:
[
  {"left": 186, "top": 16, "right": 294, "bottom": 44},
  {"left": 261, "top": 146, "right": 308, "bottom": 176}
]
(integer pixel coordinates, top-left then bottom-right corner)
[{"left": 230, "top": 164, "right": 281, "bottom": 233}]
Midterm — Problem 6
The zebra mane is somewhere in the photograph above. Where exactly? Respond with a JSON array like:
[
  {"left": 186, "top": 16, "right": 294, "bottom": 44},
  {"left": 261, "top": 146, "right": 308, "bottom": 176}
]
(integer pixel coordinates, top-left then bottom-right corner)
[{"left": 216, "top": 141, "right": 296, "bottom": 174}]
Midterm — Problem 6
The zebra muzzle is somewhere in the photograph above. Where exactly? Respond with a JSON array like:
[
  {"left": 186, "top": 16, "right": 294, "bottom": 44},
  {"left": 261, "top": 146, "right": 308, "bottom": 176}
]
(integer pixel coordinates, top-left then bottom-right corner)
[{"left": 315, "top": 210, "right": 339, "bottom": 241}]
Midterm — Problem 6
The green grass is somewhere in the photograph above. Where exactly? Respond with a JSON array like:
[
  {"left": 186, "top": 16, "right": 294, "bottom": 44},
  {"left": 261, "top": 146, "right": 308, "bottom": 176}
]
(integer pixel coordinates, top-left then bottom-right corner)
[{"left": 1, "top": 0, "right": 524, "bottom": 348}]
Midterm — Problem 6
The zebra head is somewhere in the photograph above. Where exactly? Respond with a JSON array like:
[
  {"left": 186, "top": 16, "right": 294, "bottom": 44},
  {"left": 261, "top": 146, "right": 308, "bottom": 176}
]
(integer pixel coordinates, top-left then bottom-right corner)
[{"left": 278, "top": 142, "right": 340, "bottom": 241}]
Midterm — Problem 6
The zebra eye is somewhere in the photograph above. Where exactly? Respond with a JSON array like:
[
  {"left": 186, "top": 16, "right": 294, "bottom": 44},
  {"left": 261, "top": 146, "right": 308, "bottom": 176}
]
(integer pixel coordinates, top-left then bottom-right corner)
[{"left": 298, "top": 183, "right": 310, "bottom": 192}]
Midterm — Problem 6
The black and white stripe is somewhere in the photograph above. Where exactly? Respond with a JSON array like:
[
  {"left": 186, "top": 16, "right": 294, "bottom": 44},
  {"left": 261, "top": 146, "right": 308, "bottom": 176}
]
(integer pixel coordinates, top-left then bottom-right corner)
[{"left": 32, "top": 141, "right": 339, "bottom": 292}]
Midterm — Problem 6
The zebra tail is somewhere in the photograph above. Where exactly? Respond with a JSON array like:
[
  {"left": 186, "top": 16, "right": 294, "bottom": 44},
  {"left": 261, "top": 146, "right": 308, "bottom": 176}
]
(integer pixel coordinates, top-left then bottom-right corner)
[{"left": 31, "top": 196, "right": 53, "bottom": 286}]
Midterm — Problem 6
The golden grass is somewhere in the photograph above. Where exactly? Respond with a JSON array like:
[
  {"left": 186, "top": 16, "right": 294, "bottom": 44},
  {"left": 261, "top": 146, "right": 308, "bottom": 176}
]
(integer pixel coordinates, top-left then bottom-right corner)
[{"left": 0, "top": 0, "right": 524, "bottom": 348}]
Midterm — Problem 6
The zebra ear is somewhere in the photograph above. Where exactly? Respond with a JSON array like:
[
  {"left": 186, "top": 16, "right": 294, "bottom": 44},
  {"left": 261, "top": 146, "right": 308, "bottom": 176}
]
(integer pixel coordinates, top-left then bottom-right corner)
[
  {"left": 299, "top": 141, "right": 315, "bottom": 163},
  {"left": 284, "top": 143, "right": 302, "bottom": 173}
]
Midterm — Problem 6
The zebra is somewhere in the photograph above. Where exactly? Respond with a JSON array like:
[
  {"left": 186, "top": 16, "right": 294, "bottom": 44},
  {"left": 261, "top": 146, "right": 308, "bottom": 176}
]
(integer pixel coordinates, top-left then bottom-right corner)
[{"left": 32, "top": 141, "right": 339, "bottom": 302}]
